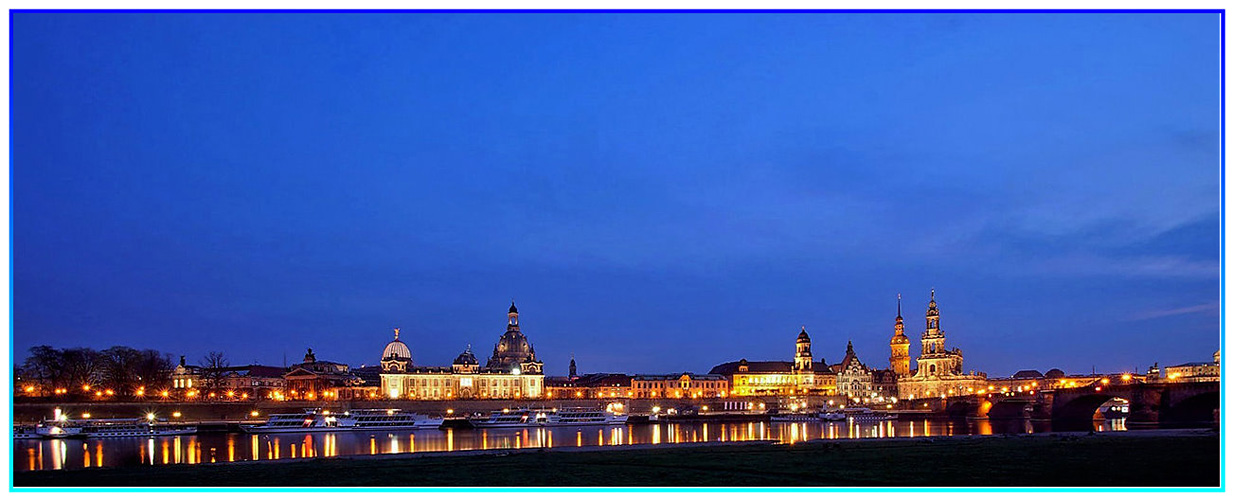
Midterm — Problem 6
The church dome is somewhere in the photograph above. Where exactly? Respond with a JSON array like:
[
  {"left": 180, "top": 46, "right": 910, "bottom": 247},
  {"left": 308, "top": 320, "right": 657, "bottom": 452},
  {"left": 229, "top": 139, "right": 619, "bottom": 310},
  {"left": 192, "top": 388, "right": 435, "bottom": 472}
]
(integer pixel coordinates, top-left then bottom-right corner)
[
  {"left": 383, "top": 339, "right": 410, "bottom": 361},
  {"left": 454, "top": 346, "right": 478, "bottom": 365},
  {"left": 493, "top": 331, "right": 533, "bottom": 359},
  {"left": 1045, "top": 368, "right": 1065, "bottom": 379},
  {"left": 891, "top": 333, "right": 911, "bottom": 345},
  {"left": 797, "top": 327, "right": 811, "bottom": 342}
]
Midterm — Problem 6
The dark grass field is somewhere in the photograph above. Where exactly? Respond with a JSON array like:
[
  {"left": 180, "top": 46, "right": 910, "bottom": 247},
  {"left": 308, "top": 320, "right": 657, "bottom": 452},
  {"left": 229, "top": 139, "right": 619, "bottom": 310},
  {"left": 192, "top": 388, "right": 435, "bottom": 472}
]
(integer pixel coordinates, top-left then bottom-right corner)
[{"left": 13, "top": 430, "right": 1222, "bottom": 488}]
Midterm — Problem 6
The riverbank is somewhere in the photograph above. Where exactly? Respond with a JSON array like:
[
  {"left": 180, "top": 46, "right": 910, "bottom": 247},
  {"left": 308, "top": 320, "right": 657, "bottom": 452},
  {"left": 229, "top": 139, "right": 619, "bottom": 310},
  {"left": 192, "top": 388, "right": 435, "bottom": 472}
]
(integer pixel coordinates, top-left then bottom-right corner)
[{"left": 13, "top": 428, "right": 1221, "bottom": 487}]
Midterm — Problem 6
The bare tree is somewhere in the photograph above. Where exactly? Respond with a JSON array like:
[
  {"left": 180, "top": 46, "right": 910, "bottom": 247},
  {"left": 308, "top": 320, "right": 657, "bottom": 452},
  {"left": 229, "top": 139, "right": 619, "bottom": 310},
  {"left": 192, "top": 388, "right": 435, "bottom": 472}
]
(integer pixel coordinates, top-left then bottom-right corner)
[
  {"left": 22, "top": 346, "right": 64, "bottom": 396},
  {"left": 135, "top": 350, "right": 174, "bottom": 394},
  {"left": 62, "top": 348, "right": 102, "bottom": 394},
  {"left": 201, "top": 351, "right": 229, "bottom": 396},
  {"left": 101, "top": 346, "right": 142, "bottom": 396}
]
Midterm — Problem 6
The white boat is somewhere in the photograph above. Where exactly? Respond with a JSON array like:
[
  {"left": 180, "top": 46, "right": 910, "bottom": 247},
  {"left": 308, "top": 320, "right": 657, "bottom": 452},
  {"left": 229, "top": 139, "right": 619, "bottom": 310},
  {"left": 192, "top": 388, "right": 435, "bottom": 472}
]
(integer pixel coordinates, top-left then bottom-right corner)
[
  {"left": 846, "top": 408, "right": 896, "bottom": 421},
  {"left": 348, "top": 409, "right": 444, "bottom": 430},
  {"left": 470, "top": 408, "right": 628, "bottom": 428},
  {"left": 540, "top": 408, "right": 629, "bottom": 426},
  {"left": 242, "top": 409, "right": 443, "bottom": 433},
  {"left": 469, "top": 410, "right": 537, "bottom": 428},
  {"left": 15, "top": 425, "right": 42, "bottom": 439},
  {"left": 769, "top": 410, "right": 847, "bottom": 422},
  {"left": 36, "top": 418, "right": 196, "bottom": 438},
  {"left": 240, "top": 410, "right": 349, "bottom": 433}
]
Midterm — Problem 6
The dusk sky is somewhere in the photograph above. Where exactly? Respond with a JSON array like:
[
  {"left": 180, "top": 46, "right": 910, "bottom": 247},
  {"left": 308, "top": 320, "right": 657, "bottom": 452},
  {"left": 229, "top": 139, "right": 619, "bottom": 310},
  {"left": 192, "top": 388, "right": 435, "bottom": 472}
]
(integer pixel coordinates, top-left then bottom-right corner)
[{"left": 12, "top": 12, "right": 1220, "bottom": 377}]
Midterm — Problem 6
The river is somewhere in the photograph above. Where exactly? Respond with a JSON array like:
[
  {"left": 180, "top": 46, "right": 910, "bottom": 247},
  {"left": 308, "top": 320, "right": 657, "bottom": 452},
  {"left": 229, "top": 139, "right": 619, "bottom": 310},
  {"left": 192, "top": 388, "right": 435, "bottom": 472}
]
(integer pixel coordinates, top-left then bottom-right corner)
[{"left": 14, "top": 417, "right": 1126, "bottom": 472}]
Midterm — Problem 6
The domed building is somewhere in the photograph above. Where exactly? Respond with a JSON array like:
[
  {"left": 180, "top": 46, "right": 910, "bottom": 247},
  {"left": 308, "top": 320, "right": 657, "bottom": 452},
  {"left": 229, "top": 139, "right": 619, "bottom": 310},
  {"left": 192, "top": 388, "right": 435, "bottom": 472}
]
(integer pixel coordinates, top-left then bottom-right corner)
[
  {"left": 378, "top": 303, "right": 546, "bottom": 400},
  {"left": 380, "top": 328, "right": 412, "bottom": 372},
  {"left": 486, "top": 301, "right": 544, "bottom": 375}
]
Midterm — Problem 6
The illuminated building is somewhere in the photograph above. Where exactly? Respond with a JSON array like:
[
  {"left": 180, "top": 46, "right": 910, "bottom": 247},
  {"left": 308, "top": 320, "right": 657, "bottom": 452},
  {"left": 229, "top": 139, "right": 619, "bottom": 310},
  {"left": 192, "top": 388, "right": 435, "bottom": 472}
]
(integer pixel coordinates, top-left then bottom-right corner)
[
  {"left": 379, "top": 302, "right": 545, "bottom": 400},
  {"left": 283, "top": 349, "right": 361, "bottom": 399},
  {"left": 709, "top": 327, "right": 837, "bottom": 396},
  {"left": 631, "top": 373, "right": 728, "bottom": 398},
  {"left": 1164, "top": 351, "right": 1220, "bottom": 382},
  {"left": 889, "top": 294, "right": 912, "bottom": 377},
  {"left": 547, "top": 373, "right": 634, "bottom": 398},
  {"left": 833, "top": 341, "right": 873, "bottom": 400},
  {"left": 171, "top": 356, "right": 202, "bottom": 392},
  {"left": 896, "top": 290, "right": 986, "bottom": 399}
]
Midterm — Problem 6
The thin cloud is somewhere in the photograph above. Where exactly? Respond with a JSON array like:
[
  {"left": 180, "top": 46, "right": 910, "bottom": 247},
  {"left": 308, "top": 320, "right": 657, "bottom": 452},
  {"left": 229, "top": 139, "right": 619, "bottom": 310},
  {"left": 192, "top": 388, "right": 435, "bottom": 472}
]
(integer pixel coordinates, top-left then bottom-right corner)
[{"left": 1131, "top": 301, "right": 1220, "bottom": 321}]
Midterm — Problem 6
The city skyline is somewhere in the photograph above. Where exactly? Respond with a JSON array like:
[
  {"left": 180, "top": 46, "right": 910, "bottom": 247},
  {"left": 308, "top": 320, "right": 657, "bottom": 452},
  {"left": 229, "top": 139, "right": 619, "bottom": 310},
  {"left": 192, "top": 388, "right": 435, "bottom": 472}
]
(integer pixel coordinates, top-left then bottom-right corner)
[{"left": 13, "top": 12, "right": 1220, "bottom": 378}]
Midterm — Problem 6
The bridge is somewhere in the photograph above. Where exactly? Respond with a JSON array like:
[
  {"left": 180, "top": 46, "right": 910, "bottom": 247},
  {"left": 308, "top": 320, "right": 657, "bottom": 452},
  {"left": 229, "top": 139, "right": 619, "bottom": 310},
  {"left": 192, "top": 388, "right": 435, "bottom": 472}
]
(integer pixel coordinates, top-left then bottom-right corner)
[{"left": 905, "top": 381, "right": 1219, "bottom": 429}]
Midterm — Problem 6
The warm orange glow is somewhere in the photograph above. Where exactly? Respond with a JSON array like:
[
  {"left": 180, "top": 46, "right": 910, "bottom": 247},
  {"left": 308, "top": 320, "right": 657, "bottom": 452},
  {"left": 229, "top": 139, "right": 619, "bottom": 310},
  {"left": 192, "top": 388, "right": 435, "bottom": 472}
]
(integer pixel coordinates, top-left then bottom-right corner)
[
  {"left": 24, "top": 386, "right": 34, "bottom": 393},
  {"left": 82, "top": 413, "right": 91, "bottom": 419},
  {"left": 1100, "top": 378, "right": 1110, "bottom": 385},
  {"left": 172, "top": 412, "right": 182, "bottom": 418},
  {"left": 1121, "top": 374, "right": 1132, "bottom": 382},
  {"left": 209, "top": 392, "right": 217, "bottom": 398},
  {"left": 82, "top": 385, "right": 91, "bottom": 391},
  {"left": 95, "top": 391, "right": 103, "bottom": 397},
  {"left": 160, "top": 390, "right": 169, "bottom": 398},
  {"left": 250, "top": 411, "right": 260, "bottom": 417},
  {"left": 226, "top": 391, "right": 235, "bottom": 398}
]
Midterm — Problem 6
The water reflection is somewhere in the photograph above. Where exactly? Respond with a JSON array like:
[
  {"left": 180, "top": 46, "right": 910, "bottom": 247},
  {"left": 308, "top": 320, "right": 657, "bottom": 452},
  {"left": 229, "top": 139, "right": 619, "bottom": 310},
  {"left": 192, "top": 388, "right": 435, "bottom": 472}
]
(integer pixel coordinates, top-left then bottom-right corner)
[{"left": 15, "top": 417, "right": 1125, "bottom": 472}]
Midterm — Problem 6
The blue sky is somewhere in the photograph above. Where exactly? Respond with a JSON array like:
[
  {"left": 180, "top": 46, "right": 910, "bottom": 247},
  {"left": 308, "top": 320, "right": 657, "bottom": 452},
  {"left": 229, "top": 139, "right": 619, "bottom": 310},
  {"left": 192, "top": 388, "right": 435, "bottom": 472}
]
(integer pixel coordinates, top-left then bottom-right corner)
[{"left": 12, "top": 12, "right": 1220, "bottom": 377}]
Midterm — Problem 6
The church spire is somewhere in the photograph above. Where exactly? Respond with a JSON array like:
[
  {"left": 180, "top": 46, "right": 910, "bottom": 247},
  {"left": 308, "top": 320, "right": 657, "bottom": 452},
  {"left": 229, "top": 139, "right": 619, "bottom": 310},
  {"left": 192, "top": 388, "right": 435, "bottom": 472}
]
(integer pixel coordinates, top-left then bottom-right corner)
[{"left": 896, "top": 293, "right": 903, "bottom": 320}]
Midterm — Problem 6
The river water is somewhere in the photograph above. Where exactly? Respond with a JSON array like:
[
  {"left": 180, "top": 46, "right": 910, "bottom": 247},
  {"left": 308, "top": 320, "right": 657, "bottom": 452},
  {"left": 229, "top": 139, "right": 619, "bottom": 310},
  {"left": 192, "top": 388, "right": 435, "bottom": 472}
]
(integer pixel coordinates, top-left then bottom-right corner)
[{"left": 14, "top": 417, "right": 1126, "bottom": 472}]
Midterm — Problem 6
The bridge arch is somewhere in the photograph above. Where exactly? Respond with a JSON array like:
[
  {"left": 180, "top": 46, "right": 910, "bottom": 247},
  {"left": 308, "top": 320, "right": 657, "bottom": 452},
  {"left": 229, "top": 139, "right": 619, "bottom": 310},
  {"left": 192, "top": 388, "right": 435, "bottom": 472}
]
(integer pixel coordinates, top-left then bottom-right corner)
[{"left": 1161, "top": 391, "right": 1219, "bottom": 426}]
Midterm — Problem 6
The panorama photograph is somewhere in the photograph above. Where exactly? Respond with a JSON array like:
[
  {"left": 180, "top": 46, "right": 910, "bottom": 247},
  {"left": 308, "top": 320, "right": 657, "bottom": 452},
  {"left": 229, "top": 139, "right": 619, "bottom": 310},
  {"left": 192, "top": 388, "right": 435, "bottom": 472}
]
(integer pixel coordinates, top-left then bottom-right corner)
[{"left": 7, "top": 9, "right": 1225, "bottom": 491}]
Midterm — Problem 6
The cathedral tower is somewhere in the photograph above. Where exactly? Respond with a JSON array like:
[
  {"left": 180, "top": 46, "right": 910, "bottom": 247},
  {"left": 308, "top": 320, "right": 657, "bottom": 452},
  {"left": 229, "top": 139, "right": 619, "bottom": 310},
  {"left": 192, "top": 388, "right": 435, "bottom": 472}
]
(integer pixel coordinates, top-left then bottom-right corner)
[
  {"left": 890, "top": 294, "right": 911, "bottom": 376},
  {"left": 794, "top": 326, "right": 813, "bottom": 372},
  {"left": 920, "top": 289, "right": 946, "bottom": 355}
]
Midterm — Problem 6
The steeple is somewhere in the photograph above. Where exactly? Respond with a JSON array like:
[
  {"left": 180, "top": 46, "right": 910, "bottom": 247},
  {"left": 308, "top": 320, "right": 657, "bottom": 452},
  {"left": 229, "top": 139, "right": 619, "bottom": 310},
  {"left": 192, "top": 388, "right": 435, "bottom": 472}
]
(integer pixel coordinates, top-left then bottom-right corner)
[
  {"left": 896, "top": 293, "right": 903, "bottom": 320},
  {"left": 393, "top": 327, "right": 400, "bottom": 341},
  {"left": 508, "top": 300, "right": 519, "bottom": 327},
  {"left": 569, "top": 354, "right": 577, "bottom": 378},
  {"left": 925, "top": 288, "right": 941, "bottom": 333}
]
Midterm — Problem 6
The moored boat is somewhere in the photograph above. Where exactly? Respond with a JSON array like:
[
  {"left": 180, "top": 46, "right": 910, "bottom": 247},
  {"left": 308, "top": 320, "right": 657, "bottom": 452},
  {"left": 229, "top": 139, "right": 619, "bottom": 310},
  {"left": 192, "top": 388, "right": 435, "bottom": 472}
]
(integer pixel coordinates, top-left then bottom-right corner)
[
  {"left": 35, "top": 418, "right": 195, "bottom": 439},
  {"left": 242, "top": 409, "right": 444, "bottom": 433},
  {"left": 469, "top": 408, "right": 629, "bottom": 428}
]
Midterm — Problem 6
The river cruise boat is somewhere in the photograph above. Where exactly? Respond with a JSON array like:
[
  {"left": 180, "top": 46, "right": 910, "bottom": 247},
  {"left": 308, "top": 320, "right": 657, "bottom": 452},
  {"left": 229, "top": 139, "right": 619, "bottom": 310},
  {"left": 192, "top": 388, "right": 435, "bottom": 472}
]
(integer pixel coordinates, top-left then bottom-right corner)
[
  {"left": 242, "top": 409, "right": 444, "bottom": 433},
  {"left": 347, "top": 409, "right": 444, "bottom": 430},
  {"left": 846, "top": 408, "right": 897, "bottom": 421},
  {"left": 14, "top": 425, "right": 41, "bottom": 439},
  {"left": 540, "top": 408, "right": 629, "bottom": 426},
  {"left": 769, "top": 410, "right": 847, "bottom": 422},
  {"left": 241, "top": 410, "right": 349, "bottom": 433},
  {"left": 470, "top": 408, "right": 628, "bottom": 428},
  {"left": 35, "top": 418, "right": 196, "bottom": 439}
]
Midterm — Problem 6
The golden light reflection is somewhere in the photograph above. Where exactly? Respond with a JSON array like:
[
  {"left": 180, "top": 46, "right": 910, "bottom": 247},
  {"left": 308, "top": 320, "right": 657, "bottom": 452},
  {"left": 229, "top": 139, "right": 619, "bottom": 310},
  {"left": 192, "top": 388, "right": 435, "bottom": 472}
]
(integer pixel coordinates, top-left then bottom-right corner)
[
  {"left": 228, "top": 437, "right": 236, "bottom": 462},
  {"left": 95, "top": 442, "right": 103, "bottom": 467},
  {"left": 251, "top": 435, "right": 260, "bottom": 461}
]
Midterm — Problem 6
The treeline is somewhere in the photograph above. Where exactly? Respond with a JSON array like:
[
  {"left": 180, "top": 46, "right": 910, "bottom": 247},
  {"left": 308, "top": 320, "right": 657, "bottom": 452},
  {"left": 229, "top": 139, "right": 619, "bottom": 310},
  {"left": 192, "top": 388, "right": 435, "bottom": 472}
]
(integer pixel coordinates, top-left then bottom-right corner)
[{"left": 16, "top": 345, "right": 176, "bottom": 398}]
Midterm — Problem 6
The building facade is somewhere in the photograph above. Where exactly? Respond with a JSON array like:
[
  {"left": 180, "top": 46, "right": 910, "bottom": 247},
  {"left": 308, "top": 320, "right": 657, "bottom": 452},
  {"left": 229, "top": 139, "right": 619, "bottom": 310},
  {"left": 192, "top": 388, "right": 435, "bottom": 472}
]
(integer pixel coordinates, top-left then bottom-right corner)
[
  {"left": 1164, "top": 350, "right": 1220, "bottom": 383},
  {"left": 710, "top": 327, "right": 837, "bottom": 396},
  {"left": 631, "top": 373, "right": 728, "bottom": 399},
  {"left": 545, "top": 373, "right": 633, "bottom": 399},
  {"left": 379, "top": 302, "right": 546, "bottom": 400},
  {"left": 282, "top": 349, "right": 362, "bottom": 400},
  {"left": 833, "top": 341, "right": 874, "bottom": 400},
  {"left": 896, "top": 291, "right": 987, "bottom": 399}
]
